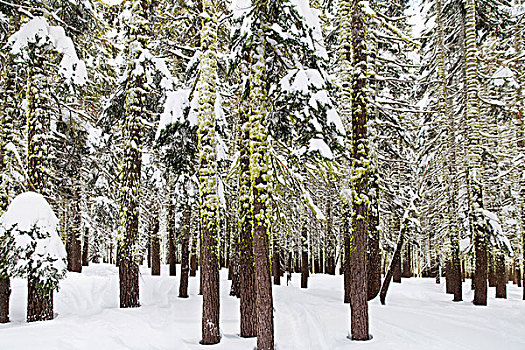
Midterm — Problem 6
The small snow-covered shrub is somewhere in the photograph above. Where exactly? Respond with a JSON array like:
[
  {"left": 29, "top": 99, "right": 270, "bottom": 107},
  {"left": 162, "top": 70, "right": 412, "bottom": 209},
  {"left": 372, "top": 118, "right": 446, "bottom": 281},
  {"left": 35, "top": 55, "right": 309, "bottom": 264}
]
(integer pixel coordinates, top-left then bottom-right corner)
[{"left": 0, "top": 192, "right": 67, "bottom": 321}]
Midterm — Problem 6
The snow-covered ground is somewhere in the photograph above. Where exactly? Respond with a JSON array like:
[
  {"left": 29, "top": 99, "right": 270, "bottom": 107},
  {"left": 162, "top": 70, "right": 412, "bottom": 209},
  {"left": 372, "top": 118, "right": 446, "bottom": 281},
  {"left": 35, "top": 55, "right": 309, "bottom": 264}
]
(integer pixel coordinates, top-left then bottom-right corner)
[{"left": 1, "top": 264, "right": 524, "bottom": 350}]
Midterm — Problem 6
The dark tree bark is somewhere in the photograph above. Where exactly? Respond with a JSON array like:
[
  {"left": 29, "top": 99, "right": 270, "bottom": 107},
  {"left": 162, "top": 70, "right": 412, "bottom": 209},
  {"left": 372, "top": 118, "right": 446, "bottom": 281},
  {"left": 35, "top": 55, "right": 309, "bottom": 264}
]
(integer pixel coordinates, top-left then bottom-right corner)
[
  {"left": 27, "top": 279, "right": 53, "bottom": 322},
  {"left": 147, "top": 241, "right": 151, "bottom": 268},
  {"left": 367, "top": 170, "right": 381, "bottom": 301},
  {"left": 488, "top": 250, "right": 496, "bottom": 287},
  {"left": 200, "top": 223, "right": 220, "bottom": 344},
  {"left": 168, "top": 201, "right": 177, "bottom": 277},
  {"left": 495, "top": 252, "right": 506, "bottom": 299},
  {"left": 380, "top": 233, "right": 404, "bottom": 305},
  {"left": 229, "top": 247, "right": 241, "bottom": 298},
  {"left": 179, "top": 204, "right": 191, "bottom": 298},
  {"left": 253, "top": 186, "right": 274, "bottom": 350},
  {"left": 402, "top": 244, "right": 412, "bottom": 278},
  {"left": 273, "top": 236, "right": 281, "bottom": 285},
  {"left": 393, "top": 216, "right": 402, "bottom": 283},
  {"left": 346, "top": 0, "right": 370, "bottom": 339},
  {"left": 446, "top": 260, "right": 453, "bottom": 294},
  {"left": 151, "top": 218, "right": 161, "bottom": 276},
  {"left": 473, "top": 230, "right": 488, "bottom": 305},
  {"left": 190, "top": 227, "right": 198, "bottom": 277},
  {"left": 301, "top": 224, "right": 309, "bottom": 289},
  {"left": 393, "top": 255, "right": 402, "bottom": 283},
  {"left": 0, "top": 277, "right": 10, "bottom": 323},
  {"left": 344, "top": 233, "right": 351, "bottom": 303},
  {"left": 238, "top": 113, "right": 257, "bottom": 337},
  {"left": 82, "top": 228, "right": 89, "bottom": 267},
  {"left": 67, "top": 199, "right": 82, "bottom": 273}
]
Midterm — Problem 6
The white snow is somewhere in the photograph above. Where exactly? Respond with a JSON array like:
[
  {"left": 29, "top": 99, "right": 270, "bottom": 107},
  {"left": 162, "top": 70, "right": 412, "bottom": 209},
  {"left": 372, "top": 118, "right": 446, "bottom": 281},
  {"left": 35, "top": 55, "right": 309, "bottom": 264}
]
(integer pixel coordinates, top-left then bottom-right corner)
[
  {"left": 9, "top": 17, "right": 87, "bottom": 85},
  {"left": 0, "top": 192, "right": 67, "bottom": 274},
  {"left": 308, "top": 138, "right": 333, "bottom": 159},
  {"left": 492, "top": 67, "right": 517, "bottom": 87},
  {"left": 1, "top": 265, "right": 525, "bottom": 349},
  {"left": 156, "top": 89, "right": 194, "bottom": 139}
]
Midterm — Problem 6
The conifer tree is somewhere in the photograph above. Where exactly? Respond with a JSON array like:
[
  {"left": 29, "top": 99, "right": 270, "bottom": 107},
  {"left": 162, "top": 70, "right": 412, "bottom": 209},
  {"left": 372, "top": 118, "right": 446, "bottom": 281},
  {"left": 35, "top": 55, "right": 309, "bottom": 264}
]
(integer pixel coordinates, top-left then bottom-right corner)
[{"left": 196, "top": 0, "right": 221, "bottom": 343}]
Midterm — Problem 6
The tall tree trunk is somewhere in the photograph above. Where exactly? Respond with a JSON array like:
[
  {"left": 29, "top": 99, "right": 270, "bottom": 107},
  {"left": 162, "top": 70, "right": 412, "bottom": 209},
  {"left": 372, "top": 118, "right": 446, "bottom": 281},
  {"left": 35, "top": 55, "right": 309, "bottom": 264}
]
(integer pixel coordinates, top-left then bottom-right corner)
[
  {"left": 238, "top": 94, "right": 257, "bottom": 338},
  {"left": 179, "top": 202, "right": 191, "bottom": 298},
  {"left": 393, "top": 253, "right": 402, "bottom": 283},
  {"left": 151, "top": 217, "right": 161, "bottom": 276},
  {"left": 82, "top": 228, "right": 89, "bottom": 267},
  {"left": 488, "top": 250, "right": 496, "bottom": 287},
  {"left": 197, "top": 0, "right": 220, "bottom": 341},
  {"left": 402, "top": 244, "right": 412, "bottom": 278},
  {"left": 168, "top": 199, "right": 177, "bottom": 276},
  {"left": 0, "top": 277, "right": 10, "bottom": 323},
  {"left": 344, "top": 231, "right": 351, "bottom": 303},
  {"left": 117, "top": 0, "right": 150, "bottom": 309},
  {"left": 346, "top": 0, "right": 370, "bottom": 339},
  {"left": 495, "top": 252, "right": 506, "bottom": 299},
  {"left": 367, "top": 170, "right": 381, "bottom": 300},
  {"left": 190, "top": 225, "right": 198, "bottom": 277},
  {"left": 67, "top": 191, "right": 82, "bottom": 273},
  {"left": 515, "top": 11, "right": 525, "bottom": 301},
  {"left": 301, "top": 222, "right": 309, "bottom": 289},
  {"left": 27, "top": 279, "right": 53, "bottom": 322},
  {"left": 273, "top": 235, "right": 281, "bottom": 285},
  {"left": 380, "top": 233, "right": 405, "bottom": 305},
  {"left": 249, "top": 26, "right": 275, "bottom": 350},
  {"left": 393, "top": 217, "right": 402, "bottom": 283},
  {"left": 465, "top": 0, "right": 488, "bottom": 307},
  {"left": 325, "top": 198, "right": 335, "bottom": 275},
  {"left": 436, "top": 0, "right": 462, "bottom": 302}
]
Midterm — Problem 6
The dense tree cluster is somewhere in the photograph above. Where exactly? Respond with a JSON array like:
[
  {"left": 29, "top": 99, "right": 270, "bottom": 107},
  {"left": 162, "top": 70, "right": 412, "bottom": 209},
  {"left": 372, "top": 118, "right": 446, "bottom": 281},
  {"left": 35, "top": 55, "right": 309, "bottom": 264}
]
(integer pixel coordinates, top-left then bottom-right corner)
[{"left": 1, "top": 0, "right": 525, "bottom": 346}]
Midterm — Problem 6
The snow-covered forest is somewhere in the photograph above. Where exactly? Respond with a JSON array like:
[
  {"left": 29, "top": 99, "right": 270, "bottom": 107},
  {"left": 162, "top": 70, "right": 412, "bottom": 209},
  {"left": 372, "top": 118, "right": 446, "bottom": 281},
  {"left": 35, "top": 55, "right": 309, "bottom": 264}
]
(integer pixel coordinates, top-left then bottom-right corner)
[{"left": 1, "top": 0, "right": 525, "bottom": 349}]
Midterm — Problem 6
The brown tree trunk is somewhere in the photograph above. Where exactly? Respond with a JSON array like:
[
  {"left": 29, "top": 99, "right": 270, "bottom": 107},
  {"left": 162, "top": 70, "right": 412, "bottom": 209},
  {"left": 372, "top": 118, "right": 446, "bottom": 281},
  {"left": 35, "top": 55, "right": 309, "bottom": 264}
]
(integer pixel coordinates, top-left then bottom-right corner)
[
  {"left": 82, "top": 228, "right": 89, "bottom": 267},
  {"left": 0, "top": 277, "right": 10, "bottom": 323},
  {"left": 393, "top": 216, "right": 402, "bottom": 283},
  {"left": 273, "top": 236, "right": 281, "bottom": 285},
  {"left": 301, "top": 224, "right": 309, "bottom": 289},
  {"left": 488, "top": 250, "right": 496, "bottom": 287},
  {"left": 238, "top": 112, "right": 257, "bottom": 335},
  {"left": 168, "top": 204, "right": 177, "bottom": 277},
  {"left": 393, "top": 255, "right": 401, "bottom": 283},
  {"left": 473, "top": 232, "right": 488, "bottom": 305},
  {"left": 344, "top": 233, "right": 351, "bottom": 303},
  {"left": 253, "top": 189, "right": 274, "bottom": 350},
  {"left": 495, "top": 252, "right": 506, "bottom": 299},
  {"left": 27, "top": 279, "right": 53, "bottom": 322},
  {"left": 367, "top": 171, "right": 381, "bottom": 301},
  {"left": 446, "top": 260, "right": 453, "bottom": 294},
  {"left": 151, "top": 218, "right": 161, "bottom": 276},
  {"left": 179, "top": 204, "right": 191, "bottom": 298},
  {"left": 229, "top": 246, "right": 241, "bottom": 297},
  {"left": 200, "top": 224, "right": 220, "bottom": 344},
  {"left": 67, "top": 200, "right": 82, "bottom": 273},
  {"left": 190, "top": 230, "right": 198, "bottom": 277},
  {"left": 325, "top": 199, "right": 336, "bottom": 275},
  {"left": 380, "top": 233, "right": 404, "bottom": 305},
  {"left": 402, "top": 244, "right": 412, "bottom": 278}
]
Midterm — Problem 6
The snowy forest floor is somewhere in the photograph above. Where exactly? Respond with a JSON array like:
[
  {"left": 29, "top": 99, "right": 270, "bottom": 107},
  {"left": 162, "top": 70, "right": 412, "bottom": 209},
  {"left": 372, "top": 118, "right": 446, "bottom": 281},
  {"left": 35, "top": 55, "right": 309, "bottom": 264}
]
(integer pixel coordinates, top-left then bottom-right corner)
[{"left": 1, "top": 264, "right": 525, "bottom": 350}]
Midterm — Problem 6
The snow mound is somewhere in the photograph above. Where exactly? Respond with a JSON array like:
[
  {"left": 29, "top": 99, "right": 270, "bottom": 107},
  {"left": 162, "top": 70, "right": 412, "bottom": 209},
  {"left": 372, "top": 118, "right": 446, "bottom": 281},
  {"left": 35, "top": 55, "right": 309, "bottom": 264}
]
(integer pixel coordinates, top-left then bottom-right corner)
[{"left": 0, "top": 192, "right": 67, "bottom": 274}]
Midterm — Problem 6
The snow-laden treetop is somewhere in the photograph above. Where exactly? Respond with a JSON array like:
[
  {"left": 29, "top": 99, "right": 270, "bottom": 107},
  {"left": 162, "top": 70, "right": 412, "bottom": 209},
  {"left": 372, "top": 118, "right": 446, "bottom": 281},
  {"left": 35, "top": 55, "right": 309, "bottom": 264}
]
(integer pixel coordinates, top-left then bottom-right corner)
[
  {"left": 0, "top": 192, "right": 67, "bottom": 273},
  {"left": 8, "top": 17, "right": 87, "bottom": 85}
]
